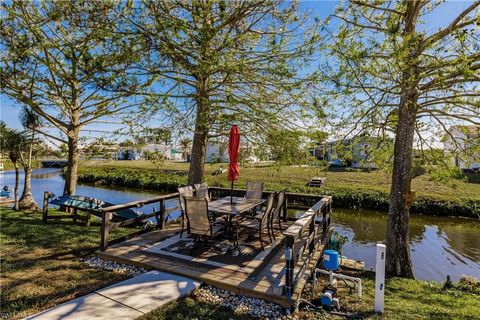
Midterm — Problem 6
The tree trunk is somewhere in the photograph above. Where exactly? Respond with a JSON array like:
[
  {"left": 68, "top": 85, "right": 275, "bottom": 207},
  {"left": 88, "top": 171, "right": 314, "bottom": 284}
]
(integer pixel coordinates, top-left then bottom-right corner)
[
  {"left": 386, "top": 100, "right": 416, "bottom": 278},
  {"left": 188, "top": 101, "right": 209, "bottom": 185},
  {"left": 18, "top": 166, "right": 39, "bottom": 211},
  {"left": 385, "top": 0, "right": 422, "bottom": 278},
  {"left": 13, "top": 162, "right": 19, "bottom": 211},
  {"left": 63, "top": 131, "right": 80, "bottom": 195}
]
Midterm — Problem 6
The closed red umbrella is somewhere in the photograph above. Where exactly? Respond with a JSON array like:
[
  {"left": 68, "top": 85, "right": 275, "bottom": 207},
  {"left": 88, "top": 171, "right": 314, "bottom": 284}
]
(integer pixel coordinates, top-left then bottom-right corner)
[{"left": 227, "top": 125, "right": 240, "bottom": 204}]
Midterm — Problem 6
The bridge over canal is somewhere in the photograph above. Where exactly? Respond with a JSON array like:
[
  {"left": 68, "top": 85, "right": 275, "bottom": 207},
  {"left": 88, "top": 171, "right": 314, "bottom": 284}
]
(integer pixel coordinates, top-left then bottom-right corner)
[{"left": 41, "top": 159, "right": 68, "bottom": 168}]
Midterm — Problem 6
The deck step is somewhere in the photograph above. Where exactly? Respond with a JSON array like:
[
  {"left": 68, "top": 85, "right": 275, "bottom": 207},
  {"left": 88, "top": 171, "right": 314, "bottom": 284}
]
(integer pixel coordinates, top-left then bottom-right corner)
[{"left": 24, "top": 271, "right": 201, "bottom": 320}]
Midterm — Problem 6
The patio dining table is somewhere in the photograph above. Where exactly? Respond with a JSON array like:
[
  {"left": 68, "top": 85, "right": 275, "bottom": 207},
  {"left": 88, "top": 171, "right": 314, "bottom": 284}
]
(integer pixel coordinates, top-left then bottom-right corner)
[
  {"left": 208, "top": 196, "right": 265, "bottom": 246},
  {"left": 208, "top": 196, "right": 265, "bottom": 216}
]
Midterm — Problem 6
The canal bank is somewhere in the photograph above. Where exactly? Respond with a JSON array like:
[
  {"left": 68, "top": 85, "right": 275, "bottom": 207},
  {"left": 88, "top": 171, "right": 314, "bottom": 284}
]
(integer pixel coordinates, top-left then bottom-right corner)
[
  {"left": 75, "top": 164, "right": 480, "bottom": 218},
  {"left": 1, "top": 168, "right": 479, "bottom": 282}
]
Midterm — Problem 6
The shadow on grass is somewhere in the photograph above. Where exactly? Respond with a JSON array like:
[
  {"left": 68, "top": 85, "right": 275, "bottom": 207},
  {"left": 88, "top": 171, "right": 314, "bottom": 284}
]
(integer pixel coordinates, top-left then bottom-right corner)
[
  {"left": 1, "top": 208, "right": 132, "bottom": 318},
  {"left": 139, "top": 297, "right": 254, "bottom": 320}
]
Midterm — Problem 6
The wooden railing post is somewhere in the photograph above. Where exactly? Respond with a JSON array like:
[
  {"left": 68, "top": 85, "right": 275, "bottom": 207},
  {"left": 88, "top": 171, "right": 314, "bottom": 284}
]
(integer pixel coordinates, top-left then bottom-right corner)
[
  {"left": 158, "top": 199, "right": 165, "bottom": 230},
  {"left": 284, "top": 235, "right": 295, "bottom": 299},
  {"left": 283, "top": 196, "right": 288, "bottom": 222},
  {"left": 72, "top": 208, "right": 78, "bottom": 224},
  {"left": 85, "top": 211, "right": 91, "bottom": 227},
  {"left": 42, "top": 191, "right": 49, "bottom": 224},
  {"left": 100, "top": 211, "right": 111, "bottom": 251},
  {"left": 308, "top": 214, "right": 315, "bottom": 253}
]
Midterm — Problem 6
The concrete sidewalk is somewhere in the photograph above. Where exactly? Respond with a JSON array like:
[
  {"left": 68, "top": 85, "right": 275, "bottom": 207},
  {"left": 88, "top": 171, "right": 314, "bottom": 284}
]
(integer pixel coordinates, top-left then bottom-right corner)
[{"left": 25, "top": 271, "right": 201, "bottom": 320}]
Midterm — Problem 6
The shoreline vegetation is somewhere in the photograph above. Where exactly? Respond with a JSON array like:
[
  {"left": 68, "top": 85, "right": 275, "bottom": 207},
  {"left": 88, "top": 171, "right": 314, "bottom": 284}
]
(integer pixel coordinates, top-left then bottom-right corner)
[
  {"left": 1, "top": 207, "right": 479, "bottom": 320},
  {"left": 77, "top": 160, "right": 480, "bottom": 219}
]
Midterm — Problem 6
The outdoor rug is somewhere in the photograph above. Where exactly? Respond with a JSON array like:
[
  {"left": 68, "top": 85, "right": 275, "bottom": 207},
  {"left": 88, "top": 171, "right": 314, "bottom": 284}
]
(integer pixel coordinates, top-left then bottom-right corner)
[{"left": 143, "top": 234, "right": 279, "bottom": 274}]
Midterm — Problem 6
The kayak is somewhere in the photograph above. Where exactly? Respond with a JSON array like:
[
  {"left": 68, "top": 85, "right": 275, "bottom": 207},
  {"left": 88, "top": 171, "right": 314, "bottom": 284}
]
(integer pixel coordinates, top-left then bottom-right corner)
[
  {"left": 49, "top": 195, "right": 143, "bottom": 222},
  {"left": 0, "top": 190, "right": 11, "bottom": 198}
]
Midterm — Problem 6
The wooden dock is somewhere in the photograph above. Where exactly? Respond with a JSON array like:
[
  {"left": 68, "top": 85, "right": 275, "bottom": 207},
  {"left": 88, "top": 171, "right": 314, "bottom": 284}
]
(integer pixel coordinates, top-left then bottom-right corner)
[
  {"left": 307, "top": 177, "right": 327, "bottom": 187},
  {"left": 96, "top": 190, "right": 333, "bottom": 309},
  {"left": 0, "top": 197, "right": 15, "bottom": 205}
]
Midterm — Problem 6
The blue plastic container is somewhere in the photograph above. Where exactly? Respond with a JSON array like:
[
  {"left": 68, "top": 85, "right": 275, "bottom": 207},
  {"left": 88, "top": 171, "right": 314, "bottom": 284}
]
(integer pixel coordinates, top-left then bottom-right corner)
[{"left": 323, "top": 249, "right": 339, "bottom": 270}]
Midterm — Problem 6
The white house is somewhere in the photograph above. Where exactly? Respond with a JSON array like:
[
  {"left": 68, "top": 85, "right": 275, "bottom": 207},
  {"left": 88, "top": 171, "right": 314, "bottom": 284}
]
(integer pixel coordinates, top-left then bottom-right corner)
[
  {"left": 117, "top": 144, "right": 184, "bottom": 161},
  {"left": 205, "top": 139, "right": 261, "bottom": 163},
  {"left": 205, "top": 142, "right": 229, "bottom": 162},
  {"left": 323, "top": 137, "right": 391, "bottom": 167},
  {"left": 142, "top": 144, "right": 184, "bottom": 161},
  {"left": 443, "top": 125, "right": 480, "bottom": 169}
]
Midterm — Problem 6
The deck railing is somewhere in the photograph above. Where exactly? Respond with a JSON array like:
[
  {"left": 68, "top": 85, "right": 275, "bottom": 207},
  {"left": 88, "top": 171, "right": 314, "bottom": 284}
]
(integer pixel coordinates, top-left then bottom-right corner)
[
  {"left": 99, "top": 192, "right": 179, "bottom": 251},
  {"left": 283, "top": 196, "right": 332, "bottom": 300}
]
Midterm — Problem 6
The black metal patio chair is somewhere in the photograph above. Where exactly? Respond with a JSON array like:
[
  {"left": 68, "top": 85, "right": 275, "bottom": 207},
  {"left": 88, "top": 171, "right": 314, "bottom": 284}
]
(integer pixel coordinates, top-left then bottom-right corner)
[
  {"left": 177, "top": 185, "right": 194, "bottom": 237},
  {"left": 245, "top": 181, "right": 264, "bottom": 200},
  {"left": 237, "top": 193, "right": 275, "bottom": 250},
  {"left": 183, "top": 196, "right": 223, "bottom": 245},
  {"left": 270, "top": 189, "right": 286, "bottom": 241}
]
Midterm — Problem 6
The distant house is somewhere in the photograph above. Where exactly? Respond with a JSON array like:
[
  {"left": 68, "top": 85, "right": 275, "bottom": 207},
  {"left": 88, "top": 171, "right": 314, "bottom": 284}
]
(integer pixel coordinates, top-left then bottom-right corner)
[
  {"left": 117, "top": 144, "right": 185, "bottom": 161},
  {"left": 309, "top": 144, "right": 327, "bottom": 160},
  {"left": 323, "top": 137, "right": 392, "bottom": 167},
  {"left": 142, "top": 144, "right": 184, "bottom": 161},
  {"left": 117, "top": 149, "right": 142, "bottom": 160},
  {"left": 443, "top": 125, "right": 480, "bottom": 169},
  {"left": 205, "top": 142, "right": 229, "bottom": 163},
  {"left": 205, "top": 139, "right": 262, "bottom": 163}
]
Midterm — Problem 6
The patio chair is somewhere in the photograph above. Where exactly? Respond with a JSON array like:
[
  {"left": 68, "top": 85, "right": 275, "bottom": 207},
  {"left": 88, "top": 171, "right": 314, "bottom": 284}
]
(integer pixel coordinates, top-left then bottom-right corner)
[
  {"left": 270, "top": 189, "right": 287, "bottom": 241},
  {"left": 194, "top": 183, "right": 210, "bottom": 202},
  {"left": 194, "top": 182, "right": 208, "bottom": 190},
  {"left": 178, "top": 185, "right": 194, "bottom": 237},
  {"left": 237, "top": 193, "right": 275, "bottom": 250},
  {"left": 245, "top": 181, "right": 264, "bottom": 200},
  {"left": 183, "top": 196, "right": 223, "bottom": 244}
]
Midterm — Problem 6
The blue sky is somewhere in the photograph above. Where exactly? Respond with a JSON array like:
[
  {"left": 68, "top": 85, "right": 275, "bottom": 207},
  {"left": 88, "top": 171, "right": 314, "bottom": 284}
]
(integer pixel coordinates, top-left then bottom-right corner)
[{"left": 0, "top": 0, "right": 475, "bottom": 145}]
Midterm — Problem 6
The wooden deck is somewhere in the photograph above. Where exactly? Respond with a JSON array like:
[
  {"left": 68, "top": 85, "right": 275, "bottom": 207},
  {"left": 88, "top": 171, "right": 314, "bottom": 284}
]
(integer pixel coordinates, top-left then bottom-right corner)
[
  {"left": 98, "top": 223, "right": 333, "bottom": 308},
  {"left": 93, "top": 189, "right": 333, "bottom": 309}
]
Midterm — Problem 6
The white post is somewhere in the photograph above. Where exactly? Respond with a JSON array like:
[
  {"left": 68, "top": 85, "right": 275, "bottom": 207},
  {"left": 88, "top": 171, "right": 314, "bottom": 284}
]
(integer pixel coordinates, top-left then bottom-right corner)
[{"left": 374, "top": 243, "right": 386, "bottom": 313}]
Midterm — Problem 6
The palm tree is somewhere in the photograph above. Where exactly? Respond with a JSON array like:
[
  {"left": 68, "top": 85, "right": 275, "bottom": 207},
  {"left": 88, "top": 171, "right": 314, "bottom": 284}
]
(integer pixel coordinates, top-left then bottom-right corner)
[
  {"left": 179, "top": 138, "right": 192, "bottom": 162},
  {"left": 18, "top": 107, "right": 41, "bottom": 211},
  {"left": 0, "top": 122, "right": 25, "bottom": 210}
]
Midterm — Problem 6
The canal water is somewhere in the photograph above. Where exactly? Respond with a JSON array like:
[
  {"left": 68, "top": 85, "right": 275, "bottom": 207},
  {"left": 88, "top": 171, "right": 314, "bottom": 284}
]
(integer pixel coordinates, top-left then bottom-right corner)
[{"left": 1, "top": 168, "right": 479, "bottom": 282}]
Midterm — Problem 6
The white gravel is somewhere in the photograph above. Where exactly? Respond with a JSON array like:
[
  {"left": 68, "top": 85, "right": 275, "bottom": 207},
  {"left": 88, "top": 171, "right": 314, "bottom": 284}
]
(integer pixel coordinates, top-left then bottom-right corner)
[
  {"left": 81, "top": 257, "right": 304, "bottom": 319},
  {"left": 194, "top": 285, "right": 295, "bottom": 319},
  {"left": 81, "top": 256, "right": 147, "bottom": 277}
]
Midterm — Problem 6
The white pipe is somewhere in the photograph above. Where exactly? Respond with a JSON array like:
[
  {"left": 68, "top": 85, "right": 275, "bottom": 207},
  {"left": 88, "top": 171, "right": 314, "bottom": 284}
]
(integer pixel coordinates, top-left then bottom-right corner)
[
  {"left": 315, "top": 268, "right": 362, "bottom": 298},
  {"left": 374, "top": 244, "right": 386, "bottom": 313}
]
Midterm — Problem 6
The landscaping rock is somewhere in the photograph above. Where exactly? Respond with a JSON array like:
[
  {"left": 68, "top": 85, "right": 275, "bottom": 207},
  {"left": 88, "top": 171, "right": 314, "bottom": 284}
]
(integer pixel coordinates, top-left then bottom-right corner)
[
  {"left": 81, "top": 256, "right": 146, "bottom": 276},
  {"left": 193, "top": 285, "right": 292, "bottom": 319}
]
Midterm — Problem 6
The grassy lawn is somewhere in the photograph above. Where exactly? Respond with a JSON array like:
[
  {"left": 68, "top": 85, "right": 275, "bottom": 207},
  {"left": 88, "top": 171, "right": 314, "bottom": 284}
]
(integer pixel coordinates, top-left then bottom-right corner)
[
  {"left": 138, "top": 297, "right": 255, "bottom": 320},
  {"left": 0, "top": 159, "right": 41, "bottom": 171},
  {"left": 1, "top": 205, "right": 478, "bottom": 320},
  {"left": 140, "top": 276, "right": 480, "bottom": 320},
  {"left": 0, "top": 207, "right": 132, "bottom": 320}
]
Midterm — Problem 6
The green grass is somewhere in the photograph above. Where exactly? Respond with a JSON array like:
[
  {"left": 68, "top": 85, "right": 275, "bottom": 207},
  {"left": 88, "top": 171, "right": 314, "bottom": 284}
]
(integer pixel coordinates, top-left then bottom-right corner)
[
  {"left": 138, "top": 297, "right": 255, "bottom": 320},
  {"left": 1, "top": 205, "right": 478, "bottom": 320},
  {"left": 344, "top": 276, "right": 480, "bottom": 320},
  {"left": 0, "top": 159, "right": 41, "bottom": 171},
  {"left": 78, "top": 160, "right": 480, "bottom": 217},
  {"left": 0, "top": 207, "right": 132, "bottom": 320},
  {"left": 80, "top": 160, "right": 480, "bottom": 200},
  {"left": 140, "top": 275, "right": 480, "bottom": 320}
]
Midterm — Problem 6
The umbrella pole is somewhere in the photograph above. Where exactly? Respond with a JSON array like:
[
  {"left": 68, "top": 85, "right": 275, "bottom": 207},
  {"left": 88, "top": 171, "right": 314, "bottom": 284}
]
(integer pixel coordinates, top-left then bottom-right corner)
[{"left": 231, "top": 181, "right": 234, "bottom": 204}]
